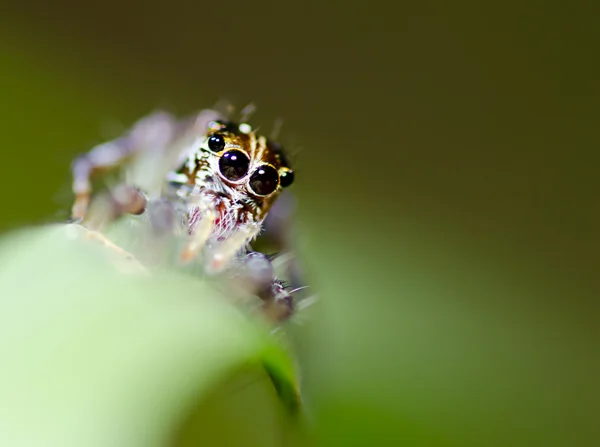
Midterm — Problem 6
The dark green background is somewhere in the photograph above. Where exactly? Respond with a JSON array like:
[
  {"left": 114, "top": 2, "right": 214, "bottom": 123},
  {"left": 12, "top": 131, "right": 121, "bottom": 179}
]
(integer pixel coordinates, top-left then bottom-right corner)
[{"left": 0, "top": 1, "right": 598, "bottom": 445}]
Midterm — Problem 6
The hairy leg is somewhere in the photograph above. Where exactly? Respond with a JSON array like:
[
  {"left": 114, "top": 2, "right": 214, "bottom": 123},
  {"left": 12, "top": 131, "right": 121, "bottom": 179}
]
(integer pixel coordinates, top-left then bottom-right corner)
[
  {"left": 209, "top": 221, "right": 262, "bottom": 273},
  {"left": 258, "top": 191, "right": 306, "bottom": 291},
  {"left": 229, "top": 251, "right": 294, "bottom": 322},
  {"left": 83, "top": 184, "right": 148, "bottom": 231},
  {"left": 71, "top": 111, "right": 178, "bottom": 220},
  {"left": 180, "top": 200, "right": 217, "bottom": 264}
]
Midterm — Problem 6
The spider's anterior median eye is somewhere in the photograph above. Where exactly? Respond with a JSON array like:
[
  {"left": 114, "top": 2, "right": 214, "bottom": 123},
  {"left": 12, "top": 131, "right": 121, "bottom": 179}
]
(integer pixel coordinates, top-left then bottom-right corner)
[
  {"left": 248, "top": 165, "right": 279, "bottom": 196},
  {"left": 208, "top": 134, "right": 225, "bottom": 152},
  {"left": 219, "top": 150, "right": 250, "bottom": 181}
]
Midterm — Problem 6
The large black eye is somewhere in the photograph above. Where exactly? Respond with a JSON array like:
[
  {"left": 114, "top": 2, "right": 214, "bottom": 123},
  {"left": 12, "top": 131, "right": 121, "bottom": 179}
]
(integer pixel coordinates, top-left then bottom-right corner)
[
  {"left": 279, "top": 169, "right": 294, "bottom": 188},
  {"left": 218, "top": 150, "right": 250, "bottom": 181},
  {"left": 208, "top": 134, "right": 225, "bottom": 152},
  {"left": 248, "top": 165, "right": 279, "bottom": 196}
]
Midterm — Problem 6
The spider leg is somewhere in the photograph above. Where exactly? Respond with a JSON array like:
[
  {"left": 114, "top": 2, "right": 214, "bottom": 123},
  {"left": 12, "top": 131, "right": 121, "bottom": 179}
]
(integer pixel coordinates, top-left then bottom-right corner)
[
  {"left": 71, "top": 111, "right": 178, "bottom": 220},
  {"left": 204, "top": 221, "right": 262, "bottom": 274},
  {"left": 261, "top": 279, "right": 294, "bottom": 322},
  {"left": 252, "top": 192, "right": 316, "bottom": 318},
  {"left": 66, "top": 223, "right": 148, "bottom": 275},
  {"left": 259, "top": 191, "right": 306, "bottom": 290},
  {"left": 237, "top": 252, "right": 274, "bottom": 296},
  {"left": 231, "top": 251, "right": 294, "bottom": 322},
  {"left": 180, "top": 203, "right": 216, "bottom": 264},
  {"left": 83, "top": 183, "right": 148, "bottom": 231}
]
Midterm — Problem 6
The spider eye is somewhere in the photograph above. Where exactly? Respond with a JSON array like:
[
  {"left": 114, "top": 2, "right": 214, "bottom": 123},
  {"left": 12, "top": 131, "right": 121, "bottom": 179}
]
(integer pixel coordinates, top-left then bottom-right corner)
[
  {"left": 279, "top": 169, "right": 294, "bottom": 188},
  {"left": 218, "top": 150, "right": 250, "bottom": 181},
  {"left": 248, "top": 165, "right": 279, "bottom": 196},
  {"left": 208, "top": 134, "right": 225, "bottom": 152}
]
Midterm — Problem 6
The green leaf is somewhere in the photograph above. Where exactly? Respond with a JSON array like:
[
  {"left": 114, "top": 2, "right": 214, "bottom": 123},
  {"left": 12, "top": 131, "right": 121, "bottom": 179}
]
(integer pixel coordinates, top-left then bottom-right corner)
[{"left": 0, "top": 225, "right": 304, "bottom": 446}]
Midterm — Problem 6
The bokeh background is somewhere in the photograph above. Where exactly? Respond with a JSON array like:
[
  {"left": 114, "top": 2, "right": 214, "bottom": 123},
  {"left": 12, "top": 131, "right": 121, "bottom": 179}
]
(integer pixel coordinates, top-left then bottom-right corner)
[{"left": 0, "top": 1, "right": 598, "bottom": 445}]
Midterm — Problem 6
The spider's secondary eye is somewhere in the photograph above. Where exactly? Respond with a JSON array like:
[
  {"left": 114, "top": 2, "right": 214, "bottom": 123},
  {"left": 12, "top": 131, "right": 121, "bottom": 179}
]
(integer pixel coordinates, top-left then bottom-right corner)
[
  {"left": 248, "top": 165, "right": 279, "bottom": 196},
  {"left": 208, "top": 134, "right": 225, "bottom": 152},
  {"left": 279, "top": 169, "right": 294, "bottom": 188},
  {"left": 219, "top": 150, "right": 250, "bottom": 181}
]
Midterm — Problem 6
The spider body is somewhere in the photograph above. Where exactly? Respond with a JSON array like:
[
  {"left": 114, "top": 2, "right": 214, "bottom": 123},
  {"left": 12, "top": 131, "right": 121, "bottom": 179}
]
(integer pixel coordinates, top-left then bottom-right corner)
[{"left": 70, "top": 108, "right": 304, "bottom": 322}]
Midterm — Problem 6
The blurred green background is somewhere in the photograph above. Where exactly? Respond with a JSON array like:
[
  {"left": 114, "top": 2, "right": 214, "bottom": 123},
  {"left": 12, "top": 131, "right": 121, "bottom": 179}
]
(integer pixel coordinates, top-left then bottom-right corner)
[{"left": 0, "top": 1, "right": 598, "bottom": 445}]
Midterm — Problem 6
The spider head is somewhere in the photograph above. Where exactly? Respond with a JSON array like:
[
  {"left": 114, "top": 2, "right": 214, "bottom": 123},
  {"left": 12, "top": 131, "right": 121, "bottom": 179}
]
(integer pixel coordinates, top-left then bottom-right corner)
[{"left": 175, "top": 119, "right": 294, "bottom": 222}]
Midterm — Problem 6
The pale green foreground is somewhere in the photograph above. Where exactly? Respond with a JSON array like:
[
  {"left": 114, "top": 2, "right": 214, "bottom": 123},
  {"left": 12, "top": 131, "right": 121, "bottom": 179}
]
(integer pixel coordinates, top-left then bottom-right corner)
[{"left": 0, "top": 225, "right": 304, "bottom": 446}]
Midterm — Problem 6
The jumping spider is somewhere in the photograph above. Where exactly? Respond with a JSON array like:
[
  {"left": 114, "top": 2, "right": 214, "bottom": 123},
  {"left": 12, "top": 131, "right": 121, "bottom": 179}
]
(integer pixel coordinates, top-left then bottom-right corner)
[{"left": 69, "top": 108, "right": 307, "bottom": 323}]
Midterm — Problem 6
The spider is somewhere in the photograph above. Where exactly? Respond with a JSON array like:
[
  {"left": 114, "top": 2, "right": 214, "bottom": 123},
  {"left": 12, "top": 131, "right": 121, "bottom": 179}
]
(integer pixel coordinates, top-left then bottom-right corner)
[{"left": 69, "top": 107, "right": 307, "bottom": 323}]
